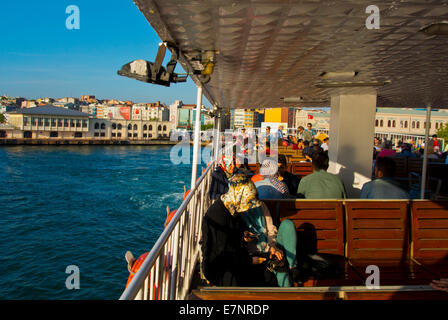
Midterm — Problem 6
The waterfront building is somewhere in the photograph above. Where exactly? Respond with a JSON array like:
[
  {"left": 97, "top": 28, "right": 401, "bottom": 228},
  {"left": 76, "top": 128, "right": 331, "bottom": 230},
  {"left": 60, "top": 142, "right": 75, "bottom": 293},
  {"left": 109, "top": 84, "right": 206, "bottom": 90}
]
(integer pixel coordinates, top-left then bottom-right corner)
[
  {"left": 264, "top": 107, "right": 289, "bottom": 124},
  {"left": 230, "top": 109, "right": 261, "bottom": 129},
  {"left": 21, "top": 100, "right": 37, "bottom": 108},
  {"left": 80, "top": 95, "right": 97, "bottom": 104},
  {"left": 295, "top": 108, "right": 448, "bottom": 136},
  {"left": 7, "top": 105, "right": 90, "bottom": 138},
  {"left": 91, "top": 119, "right": 173, "bottom": 140}
]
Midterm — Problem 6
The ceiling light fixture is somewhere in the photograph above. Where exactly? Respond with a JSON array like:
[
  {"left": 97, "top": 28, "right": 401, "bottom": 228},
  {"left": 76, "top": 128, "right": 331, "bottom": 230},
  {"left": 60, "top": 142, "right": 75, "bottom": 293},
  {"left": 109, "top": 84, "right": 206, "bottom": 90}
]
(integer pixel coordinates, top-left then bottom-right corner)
[
  {"left": 420, "top": 21, "right": 448, "bottom": 36},
  {"left": 320, "top": 71, "right": 358, "bottom": 79}
]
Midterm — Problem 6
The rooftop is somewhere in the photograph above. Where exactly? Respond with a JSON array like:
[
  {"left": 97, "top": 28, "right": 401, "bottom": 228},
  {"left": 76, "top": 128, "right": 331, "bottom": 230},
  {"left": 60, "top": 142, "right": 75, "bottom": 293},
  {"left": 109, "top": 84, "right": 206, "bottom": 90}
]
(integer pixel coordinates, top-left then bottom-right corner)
[{"left": 8, "top": 105, "right": 90, "bottom": 117}]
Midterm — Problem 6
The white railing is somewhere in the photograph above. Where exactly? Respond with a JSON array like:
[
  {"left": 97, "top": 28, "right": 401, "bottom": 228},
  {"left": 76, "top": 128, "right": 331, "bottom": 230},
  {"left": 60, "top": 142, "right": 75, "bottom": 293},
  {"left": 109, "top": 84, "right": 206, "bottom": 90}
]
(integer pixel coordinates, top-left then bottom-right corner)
[
  {"left": 375, "top": 132, "right": 445, "bottom": 149},
  {"left": 119, "top": 161, "right": 215, "bottom": 300}
]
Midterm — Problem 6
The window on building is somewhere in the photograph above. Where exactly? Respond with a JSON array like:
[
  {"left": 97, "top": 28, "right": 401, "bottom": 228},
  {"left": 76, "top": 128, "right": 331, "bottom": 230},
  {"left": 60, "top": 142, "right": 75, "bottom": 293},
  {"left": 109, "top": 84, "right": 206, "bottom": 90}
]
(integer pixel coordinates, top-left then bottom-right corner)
[
  {"left": 387, "top": 120, "right": 391, "bottom": 127},
  {"left": 128, "top": 124, "right": 132, "bottom": 130},
  {"left": 44, "top": 118, "right": 50, "bottom": 126},
  {"left": 163, "top": 125, "right": 167, "bottom": 131},
  {"left": 133, "top": 133, "right": 137, "bottom": 138},
  {"left": 101, "top": 123, "right": 106, "bottom": 130},
  {"left": 128, "top": 133, "right": 132, "bottom": 138},
  {"left": 58, "top": 119, "right": 63, "bottom": 127},
  {"left": 100, "top": 132, "right": 105, "bottom": 137},
  {"left": 112, "top": 132, "right": 116, "bottom": 137},
  {"left": 117, "top": 132, "right": 122, "bottom": 138},
  {"left": 375, "top": 119, "right": 378, "bottom": 127},
  {"left": 94, "top": 122, "right": 100, "bottom": 129},
  {"left": 380, "top": 119, "right": 383, "bottom": 127},
  {"left": 0, "top": 130, "right": 6, "bottom": 138},
  {"left": 70, "top": 119, "right": 75, "bottom": 127},
  {"left": 143, "top": 124, "right": 147, "bottom": 131},
  {"left": 149, "top": 125, "right": 152, "bottom": 131},
  {"left": 74, "top": 132, "right": 82, "bottom": 138},
  {"left": 94, "top": 132, "right": 99, "bottom": 137},
  {"left": 435, "top": 122, "right": 439, "bottom": 129},
  {"left": 23, "top": 117, "right": 29, "bottom": 126},
  {"left": 38, "top": 118, "right": 43, "bottom": 126},
  {"left": 76, "top": 120, "right": 81, "bottom": 128},
  {"left": 158, "top": 125, "right": 162, "bottom": 131},
  {"left": 133, "top": 124, "right": 137, "bottom": 130},
  {"left": 112, "top": 123, "right": 117, "bottom": 130},
  {"left": 392, "top": 120, "right": 396, "bottom": 127},
  {"left": 400, "top": 120, "right": 403, "bottom": 128},
  {"left": 117, "top": 124, "right": 122, "bottom": 130},
  {"left": 82, "top": 120, "right": 87, "bottom": 128},
  {"left": 32, "top": 117, "right": 37, "bottom": 126},
  {"left": 416, "top": 121, "right": 420, "bottom": 129},
  {"left": 149, "top": 133, "right": 152, "bottom": 138},
  {"left": 143, "top": 133, "right": 147, "bottom": 138},
  {"left": 64, "top": 119, "right": 69, "bottom": 127},
  {"left": 412, "top": 121, "right": 415, "bottom": 129},
  {"left": 24, "top": 131, "right": 32, "bottom": 138},
  {"left": 50, "top": 131, "right": 58, "bottom": 137},
  {"left": 51, "top": 118, "right": 56, "bottom": 127},
  {"left": 404, "top": 121, "right": 408, "bottom": 128}
]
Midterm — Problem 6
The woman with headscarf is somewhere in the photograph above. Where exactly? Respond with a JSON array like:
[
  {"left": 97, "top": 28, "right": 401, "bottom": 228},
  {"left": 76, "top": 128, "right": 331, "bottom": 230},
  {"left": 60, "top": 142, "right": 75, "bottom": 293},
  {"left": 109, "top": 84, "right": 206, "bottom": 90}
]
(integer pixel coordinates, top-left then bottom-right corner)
[
  {"left": 254, "top": 159, "right": 290, "bottom": 199},
  {"left": 221, "top": 174, "right": 298, "bottom": 287},
  {"left": 201, "top": 173, "right": 298, "bottom": 287},
  {"left": 208, "top": 155, "right": 235, "bottom": 200}
]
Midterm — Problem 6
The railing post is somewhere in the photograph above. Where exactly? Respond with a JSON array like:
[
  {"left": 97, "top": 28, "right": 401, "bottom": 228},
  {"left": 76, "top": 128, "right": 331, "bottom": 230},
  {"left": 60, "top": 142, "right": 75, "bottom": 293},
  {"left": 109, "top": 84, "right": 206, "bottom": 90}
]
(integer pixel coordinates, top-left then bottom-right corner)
[{"left": 421, "top": 106, "right": 431, "bottom": 199}]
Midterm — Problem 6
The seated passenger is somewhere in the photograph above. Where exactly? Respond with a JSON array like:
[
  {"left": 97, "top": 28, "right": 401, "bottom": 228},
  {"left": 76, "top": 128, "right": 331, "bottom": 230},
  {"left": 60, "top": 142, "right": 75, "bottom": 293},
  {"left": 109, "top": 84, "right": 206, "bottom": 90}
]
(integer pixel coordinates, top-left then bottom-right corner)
[
  {"left": 297, "top": 151, "right": 346, "bottom": 199},
  {"left": 209, "top": 156, "right": 234, "bottom": 200},
  {"left": 255, "top": 159, "right": 290, "bottom": 199},
  {"left": 360, "top": 156, "right": 409, "bottom": 199},
  {"left": 221, "top": 174, "right": 298, "bottom": 287},
  {"left": 278, "top": 155, "right": 300, "bottom": 197}
]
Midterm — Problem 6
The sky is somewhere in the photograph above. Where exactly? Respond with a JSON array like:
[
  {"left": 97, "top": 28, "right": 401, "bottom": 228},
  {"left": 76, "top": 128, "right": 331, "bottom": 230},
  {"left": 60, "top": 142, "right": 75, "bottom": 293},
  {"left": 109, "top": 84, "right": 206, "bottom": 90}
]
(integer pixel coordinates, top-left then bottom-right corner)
[{"left": 0, "top": 1, "right": 207, "bottom": 106}]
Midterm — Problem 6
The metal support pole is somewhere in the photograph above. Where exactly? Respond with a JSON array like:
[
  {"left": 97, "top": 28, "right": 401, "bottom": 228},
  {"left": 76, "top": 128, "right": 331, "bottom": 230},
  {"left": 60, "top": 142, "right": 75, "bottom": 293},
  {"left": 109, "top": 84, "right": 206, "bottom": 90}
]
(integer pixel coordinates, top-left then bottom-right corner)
[
  {"left": 420, "top": 106, "right": 431, "bottom": 199},
  {"left": 191, "top": 86, "right": 202, "bottom": 190},
  {"left": 213, "top": 113, "right": 221, "bottom": 161}
]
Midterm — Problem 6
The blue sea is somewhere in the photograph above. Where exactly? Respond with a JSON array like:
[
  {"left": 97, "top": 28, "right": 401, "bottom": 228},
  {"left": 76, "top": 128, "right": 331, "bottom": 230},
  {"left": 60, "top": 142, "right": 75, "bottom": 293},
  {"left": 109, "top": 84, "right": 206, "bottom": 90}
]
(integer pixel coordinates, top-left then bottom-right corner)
[{"left": 0, "top": 145, "right": 204, "bottom": 299}]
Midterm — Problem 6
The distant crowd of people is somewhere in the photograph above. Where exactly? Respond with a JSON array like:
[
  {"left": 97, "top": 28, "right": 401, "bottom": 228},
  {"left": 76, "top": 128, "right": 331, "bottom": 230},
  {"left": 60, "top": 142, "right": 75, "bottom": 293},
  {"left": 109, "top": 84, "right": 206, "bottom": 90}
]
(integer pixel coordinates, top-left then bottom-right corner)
[{"left": 201, "top": 125, "right": 448, "bottom": 290}]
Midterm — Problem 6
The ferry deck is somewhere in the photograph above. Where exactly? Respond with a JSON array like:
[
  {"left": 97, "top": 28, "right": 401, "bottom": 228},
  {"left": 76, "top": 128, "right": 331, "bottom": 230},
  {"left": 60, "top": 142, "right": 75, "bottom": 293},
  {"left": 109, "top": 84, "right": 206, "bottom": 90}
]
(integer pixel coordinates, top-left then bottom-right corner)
[{"left": 118, "top": 0, "right": 448, "bottom": 300}]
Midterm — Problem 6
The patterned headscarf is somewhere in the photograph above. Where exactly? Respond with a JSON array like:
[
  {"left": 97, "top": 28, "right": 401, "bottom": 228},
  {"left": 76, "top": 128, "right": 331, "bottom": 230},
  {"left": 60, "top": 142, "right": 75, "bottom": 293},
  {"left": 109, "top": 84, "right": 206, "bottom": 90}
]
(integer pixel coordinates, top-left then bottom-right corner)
[
  {"left": 260, "top": 159, "right": 289, "bottom": 196},
  {"left": 220, "top": 174, "right": 262, "bottom": 216},
  {"left": 218, "top": 155, "right": 234, "bottom": 178}
]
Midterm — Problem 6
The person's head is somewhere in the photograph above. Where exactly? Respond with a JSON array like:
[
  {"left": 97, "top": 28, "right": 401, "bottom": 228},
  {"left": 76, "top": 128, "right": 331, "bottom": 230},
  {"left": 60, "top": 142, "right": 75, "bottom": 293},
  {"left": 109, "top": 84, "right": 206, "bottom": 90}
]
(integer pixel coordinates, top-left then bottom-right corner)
[
  {"left": 292, "top": 136, "right": 298, "bottom": 143},
  {"left": 266, "top": 126, "right": 271, "bottom": 133},
  {"left": 278, "top": 154, "right": 287, "bottom": 175},
  {"left": 374, "top": 157, "right": 396, "bottom": 178},
  {"left": 432, "top": 134, "right": 437, "bottom": 140},
  {"left": 323, "top": 137, "right": 329, "bottom": 144},
  {"left": 311, "top": 150, "right": 329, "bottom": 171},
  {"left": 220, "top": 174, "right": 262, "bottom": 216},
  {"left": 219, "top": 155, "right": 235, "bottom": 175},
  {"left": 260, "top": 159, "right": 279, "bottom": 178},
  {"left": 384, "top": 140, "right": 393, "bottom": 150},
  {"left": 279, "top": 125, "right": 283, "bottom": 131},
  {"left": 374, "top": 137, "right": 380, "bottom": 145},
  {"left": 303, "top": 140, "right": 310, "bottom": 147},
  {"left": 307, "top": 123, "right": 312, "bottom": 130},
  {"left": 298, "top": 126, "right": 304, "bottom": 133},
  {"left": 241, "top": 128, "right": 246, "bottom": 133}
]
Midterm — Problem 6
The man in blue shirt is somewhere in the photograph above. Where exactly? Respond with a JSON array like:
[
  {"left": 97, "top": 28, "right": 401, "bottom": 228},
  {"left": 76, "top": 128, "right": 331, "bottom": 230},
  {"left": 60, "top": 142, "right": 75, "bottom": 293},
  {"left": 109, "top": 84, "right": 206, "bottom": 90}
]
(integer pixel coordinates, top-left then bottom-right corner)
[{"left": 360, "top": 157, "right": 409, "bottom": 199}]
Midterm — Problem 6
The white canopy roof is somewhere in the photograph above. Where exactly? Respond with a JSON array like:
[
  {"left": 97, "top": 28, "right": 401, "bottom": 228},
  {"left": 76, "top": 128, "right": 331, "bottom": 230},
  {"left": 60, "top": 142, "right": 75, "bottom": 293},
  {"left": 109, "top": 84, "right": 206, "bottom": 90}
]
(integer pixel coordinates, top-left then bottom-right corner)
[{"left": 133, "top": 0, "right": 448, "bottom": 110}]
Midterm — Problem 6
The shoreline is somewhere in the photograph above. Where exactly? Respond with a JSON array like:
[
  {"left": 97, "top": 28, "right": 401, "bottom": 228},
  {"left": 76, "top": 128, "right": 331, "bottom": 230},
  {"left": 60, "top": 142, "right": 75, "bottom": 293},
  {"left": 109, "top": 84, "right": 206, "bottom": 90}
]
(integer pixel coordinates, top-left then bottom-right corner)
[{"left": 0, "top": 139, "right": 178, "bottom": 146}]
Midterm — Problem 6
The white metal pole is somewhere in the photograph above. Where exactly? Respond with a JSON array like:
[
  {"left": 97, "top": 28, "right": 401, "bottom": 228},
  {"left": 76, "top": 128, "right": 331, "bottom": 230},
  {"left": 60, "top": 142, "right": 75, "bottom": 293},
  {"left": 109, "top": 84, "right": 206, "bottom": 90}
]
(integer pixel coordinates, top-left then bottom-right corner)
[
  {"left": 191, "top": 86, "right": 202, "bottom": 190},
  {"left": 420, "top": 106, "right": 431, "bottom": 199},
  {"left": 213, "top": 113, "right": 221, "bottom": 161}
]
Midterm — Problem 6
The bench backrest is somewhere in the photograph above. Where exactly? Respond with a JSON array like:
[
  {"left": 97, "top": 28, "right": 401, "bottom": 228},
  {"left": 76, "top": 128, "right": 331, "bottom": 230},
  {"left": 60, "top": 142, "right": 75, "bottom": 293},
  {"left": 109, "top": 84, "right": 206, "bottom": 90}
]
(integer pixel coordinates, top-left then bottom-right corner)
[
  {"left": 411, "top": 201, "right": 448, "bottom": 260},
  {"left": 264, "top": 200, "right": 345, "bottom": 256},
  {"left": 345, "top": 200, "right": 410, "bottom": 260},
  {"left": 290, "top": 162, "right": 313, "bottom": 178}
]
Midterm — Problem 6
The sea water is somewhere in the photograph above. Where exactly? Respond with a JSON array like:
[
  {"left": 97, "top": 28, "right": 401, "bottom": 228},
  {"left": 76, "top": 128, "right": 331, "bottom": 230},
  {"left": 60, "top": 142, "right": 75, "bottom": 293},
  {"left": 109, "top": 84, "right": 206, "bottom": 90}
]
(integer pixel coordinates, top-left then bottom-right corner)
[{"left": 0, "top": 145, "right": 203, "bottom": 299}]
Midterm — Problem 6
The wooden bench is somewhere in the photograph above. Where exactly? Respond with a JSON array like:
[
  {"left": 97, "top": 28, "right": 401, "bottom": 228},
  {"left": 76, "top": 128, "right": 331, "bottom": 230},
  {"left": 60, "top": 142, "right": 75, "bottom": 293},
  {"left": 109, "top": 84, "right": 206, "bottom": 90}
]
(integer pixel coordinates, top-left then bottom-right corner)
[
  {"left": 411, "top": 200, "right": 448, "bottom": 278},
  {"left": 345, "top": 200, "right": 434, "bottom": 285},
  {"left": 289, "top": 162, "right": 313, "bottom": 178},
  {"left": 264, "top": 200, "right": 363, "bottom": 286}
]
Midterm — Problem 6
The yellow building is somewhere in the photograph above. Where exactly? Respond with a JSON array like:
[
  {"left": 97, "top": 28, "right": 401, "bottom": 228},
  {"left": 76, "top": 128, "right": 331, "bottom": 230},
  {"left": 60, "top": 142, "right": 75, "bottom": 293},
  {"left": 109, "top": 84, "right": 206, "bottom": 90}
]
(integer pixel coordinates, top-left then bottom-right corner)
[{"left": 264, "top": 108, "right": 289, "bottom": 123}]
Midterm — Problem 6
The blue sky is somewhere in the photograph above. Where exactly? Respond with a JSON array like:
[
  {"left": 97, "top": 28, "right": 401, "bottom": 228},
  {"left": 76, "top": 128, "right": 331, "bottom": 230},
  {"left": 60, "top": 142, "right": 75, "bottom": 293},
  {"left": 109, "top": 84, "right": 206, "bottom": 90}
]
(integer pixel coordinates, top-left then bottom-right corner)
[{"left": 0, "top": 1, "right": 206, "bottom": 106}]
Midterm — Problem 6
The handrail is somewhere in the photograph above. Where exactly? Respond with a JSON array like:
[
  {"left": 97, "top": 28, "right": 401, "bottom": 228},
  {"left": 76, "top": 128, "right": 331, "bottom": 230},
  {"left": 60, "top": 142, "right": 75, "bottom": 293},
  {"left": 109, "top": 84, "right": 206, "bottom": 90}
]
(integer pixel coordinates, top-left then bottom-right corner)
[{"left": 119, "top": 161, "right": 215, "bottom": 300}]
